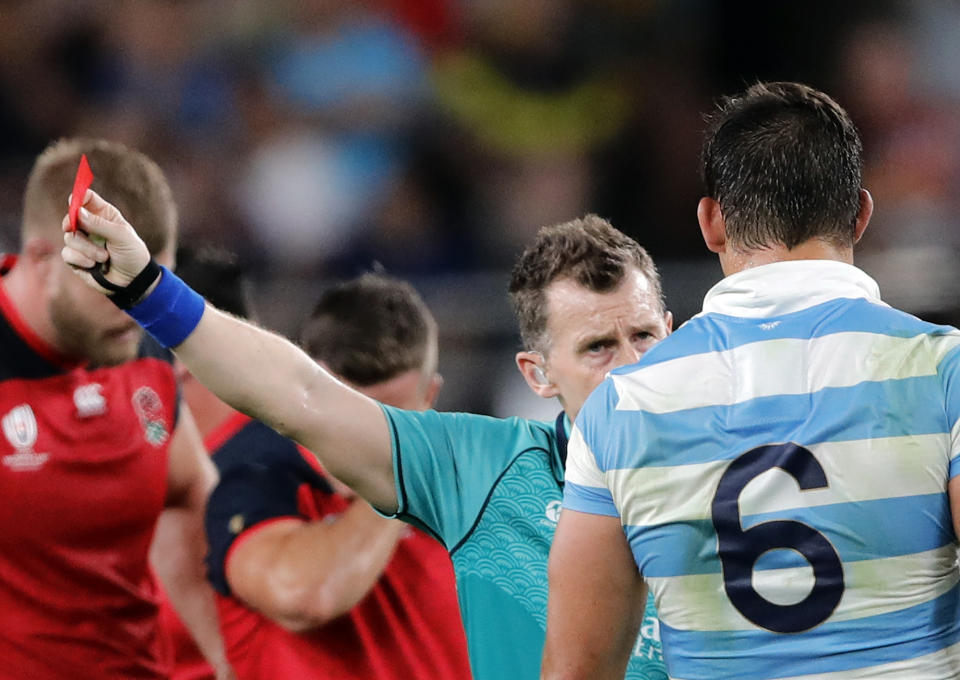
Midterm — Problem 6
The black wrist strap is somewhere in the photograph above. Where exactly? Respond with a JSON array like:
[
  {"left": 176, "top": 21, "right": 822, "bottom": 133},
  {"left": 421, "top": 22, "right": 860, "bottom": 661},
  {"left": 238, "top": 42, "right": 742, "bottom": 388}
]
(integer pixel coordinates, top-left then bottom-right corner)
[
  {"left": 89, "top": 264, "right": 125, "bottom": 293},
  {"left": 104, "top": 259, "right": 163, "bottom": 310}
]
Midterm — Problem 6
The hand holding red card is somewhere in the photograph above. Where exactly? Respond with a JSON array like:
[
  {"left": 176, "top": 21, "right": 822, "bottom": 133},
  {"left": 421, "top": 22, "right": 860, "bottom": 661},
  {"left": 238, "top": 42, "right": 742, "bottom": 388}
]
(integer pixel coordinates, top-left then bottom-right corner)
[
  {"left": 66, "top": 155, "right": 115, "bottom": 291},
  {"left": 69, "top": 154, "right": 94, "bottom": 233}
]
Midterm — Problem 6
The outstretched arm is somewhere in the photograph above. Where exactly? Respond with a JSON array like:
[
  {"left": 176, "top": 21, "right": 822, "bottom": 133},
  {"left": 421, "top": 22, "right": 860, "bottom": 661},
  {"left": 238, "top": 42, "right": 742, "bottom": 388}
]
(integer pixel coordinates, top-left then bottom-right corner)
[
  {"left": 62, "top": 190, "right": 398, "bottom": 511},
  {"left": 541, "top": 509, "right": 646, "bottom": 680}
]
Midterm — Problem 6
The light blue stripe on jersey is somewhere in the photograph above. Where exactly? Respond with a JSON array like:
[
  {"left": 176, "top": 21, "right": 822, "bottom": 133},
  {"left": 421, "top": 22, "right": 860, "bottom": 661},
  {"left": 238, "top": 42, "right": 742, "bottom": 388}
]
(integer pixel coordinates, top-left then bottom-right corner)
[
  {"left": 562, "top": 481, "right": 618, "bottom": 517},
  {"left": 618, "top": 297, "right": 957, "bottom": 371},
  {"left": 659, "top": 581, "right": 960, "bottom": 680},
  {"left": 625, "top": 493, "right": 952, "bottom": 578},
  {"left": 939, "top": 344, "right": 960, "bottom": 471},
  {"left": 588, "top": 376, "right": 950, "bottom": 472}
]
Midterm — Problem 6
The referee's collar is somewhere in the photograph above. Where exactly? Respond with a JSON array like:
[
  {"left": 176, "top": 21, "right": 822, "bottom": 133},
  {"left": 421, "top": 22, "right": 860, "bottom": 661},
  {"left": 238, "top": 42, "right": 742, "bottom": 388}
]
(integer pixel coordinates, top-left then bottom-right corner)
[
  {"left": 554, "top": 411, "right": 570, "bottom": 480},
  {"left": 700, "top": 260, "right": 883, "bottom": 319}
]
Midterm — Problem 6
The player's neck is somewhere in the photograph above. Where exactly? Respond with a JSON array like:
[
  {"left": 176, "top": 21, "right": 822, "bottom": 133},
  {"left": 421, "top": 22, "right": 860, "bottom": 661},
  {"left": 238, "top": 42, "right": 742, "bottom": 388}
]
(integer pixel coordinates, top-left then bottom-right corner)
[{"left": 719, "top": 238, "right": 854, "bottom": 277}]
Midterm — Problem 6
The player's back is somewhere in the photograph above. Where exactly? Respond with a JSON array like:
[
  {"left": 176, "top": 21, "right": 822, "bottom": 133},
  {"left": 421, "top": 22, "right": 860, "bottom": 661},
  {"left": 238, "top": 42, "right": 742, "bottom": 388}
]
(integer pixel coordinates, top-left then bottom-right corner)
[{"left": 574, "top": 265, "right": 960, "bottom": 679}]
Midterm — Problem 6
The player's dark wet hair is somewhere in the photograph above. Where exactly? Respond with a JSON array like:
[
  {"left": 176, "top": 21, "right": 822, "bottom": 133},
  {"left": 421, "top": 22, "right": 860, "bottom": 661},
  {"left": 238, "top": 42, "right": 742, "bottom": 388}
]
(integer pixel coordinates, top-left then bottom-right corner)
[
  {"left": 300, "top": 274, "right": 437, "bottom": 387},
  {"left": 701, "top": 81, "right": 864, "bottom": 251}
]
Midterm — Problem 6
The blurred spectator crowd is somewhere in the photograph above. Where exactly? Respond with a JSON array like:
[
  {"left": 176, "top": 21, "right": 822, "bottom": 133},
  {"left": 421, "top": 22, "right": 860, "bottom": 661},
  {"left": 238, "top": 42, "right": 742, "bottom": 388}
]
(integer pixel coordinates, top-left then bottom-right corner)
[{"left": 2, "top": 0, "right": 960, "bottom": 413}]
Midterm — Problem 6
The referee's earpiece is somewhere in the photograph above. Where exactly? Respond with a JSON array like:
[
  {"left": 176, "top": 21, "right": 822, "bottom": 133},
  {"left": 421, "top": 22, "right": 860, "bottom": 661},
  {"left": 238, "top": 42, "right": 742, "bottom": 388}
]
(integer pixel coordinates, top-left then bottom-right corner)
[{"left": 533, "top": 366, "right": 549, "bottom": 386}]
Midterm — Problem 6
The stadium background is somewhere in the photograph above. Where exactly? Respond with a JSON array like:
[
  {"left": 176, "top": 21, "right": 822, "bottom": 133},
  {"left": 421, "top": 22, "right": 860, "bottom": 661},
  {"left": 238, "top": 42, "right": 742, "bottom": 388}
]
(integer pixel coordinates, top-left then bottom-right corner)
[{"left": 1, "top": 0, "right": 958, "bottom": 418}]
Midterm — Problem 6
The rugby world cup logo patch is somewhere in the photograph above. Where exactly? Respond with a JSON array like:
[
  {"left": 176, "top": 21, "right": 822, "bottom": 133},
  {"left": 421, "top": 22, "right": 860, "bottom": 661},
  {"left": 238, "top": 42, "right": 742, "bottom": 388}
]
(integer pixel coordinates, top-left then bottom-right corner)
[
  {"left": 132, "top": 386, "right": 169, "bottom": 447},
  {"left": 3, "top": 404, "right": 37, "bottom": 451},
  {"left": 2, "top": 404, "right": 49, "bottom": 471}
]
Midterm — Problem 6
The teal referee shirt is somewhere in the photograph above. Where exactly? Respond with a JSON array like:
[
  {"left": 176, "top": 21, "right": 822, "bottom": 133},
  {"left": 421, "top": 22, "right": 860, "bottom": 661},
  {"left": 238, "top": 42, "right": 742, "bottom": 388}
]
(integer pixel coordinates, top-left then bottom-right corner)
[{"left": 380, "top": 405, "right": 666, "bottom": 680}]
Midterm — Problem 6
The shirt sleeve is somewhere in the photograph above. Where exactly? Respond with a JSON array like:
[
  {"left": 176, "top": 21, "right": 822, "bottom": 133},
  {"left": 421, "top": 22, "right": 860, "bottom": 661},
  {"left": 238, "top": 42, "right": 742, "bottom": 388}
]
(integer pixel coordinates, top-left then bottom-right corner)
[
  {"left": 563, "top": 423, "right": 619, "bottom": 517},
  {"left": 939, "top": 342, "right": 960, "bottom": 478},
  {"left": 379, "top": 405, "right": 554, "bottom": 549},
  {"left": 205, "top": 421, "right": 331, "bottom": 595}
]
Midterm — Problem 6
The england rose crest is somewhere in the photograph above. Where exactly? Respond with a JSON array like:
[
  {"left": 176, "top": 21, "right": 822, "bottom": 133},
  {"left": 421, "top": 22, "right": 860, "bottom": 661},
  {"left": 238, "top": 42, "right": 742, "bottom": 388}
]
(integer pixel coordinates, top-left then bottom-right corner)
[{"left": 132, "top": 386, "right": 169, "bottom": 446}]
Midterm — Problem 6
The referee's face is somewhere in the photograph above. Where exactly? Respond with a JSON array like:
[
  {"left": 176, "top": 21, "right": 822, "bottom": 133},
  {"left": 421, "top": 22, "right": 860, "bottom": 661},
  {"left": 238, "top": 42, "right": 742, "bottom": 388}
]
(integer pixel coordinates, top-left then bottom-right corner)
[{"left": 538, "top": 267, "right": 671, "bottom": 420}]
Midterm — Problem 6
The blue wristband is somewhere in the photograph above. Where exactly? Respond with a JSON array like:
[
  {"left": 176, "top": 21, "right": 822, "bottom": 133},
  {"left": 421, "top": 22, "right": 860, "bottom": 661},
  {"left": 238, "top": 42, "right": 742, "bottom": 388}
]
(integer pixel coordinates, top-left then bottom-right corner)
[{"left": 126, "top": 265, "right": 206, "bottom": 348}]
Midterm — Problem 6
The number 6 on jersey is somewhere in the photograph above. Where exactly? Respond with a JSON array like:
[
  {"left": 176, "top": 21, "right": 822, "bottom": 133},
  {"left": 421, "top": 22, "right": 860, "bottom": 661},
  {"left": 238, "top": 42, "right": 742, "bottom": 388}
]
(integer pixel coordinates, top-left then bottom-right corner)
[{"left": 711, "top": 443, "right": 845, "bottom": 633}]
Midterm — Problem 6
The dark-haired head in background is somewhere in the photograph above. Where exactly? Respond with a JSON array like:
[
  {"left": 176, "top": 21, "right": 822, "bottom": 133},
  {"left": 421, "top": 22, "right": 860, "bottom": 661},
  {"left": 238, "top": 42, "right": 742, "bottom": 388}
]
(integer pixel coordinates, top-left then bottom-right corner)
[
  {"left": 174, "top": 246, "right": 253, "bottom": 321},
  {"left": 300, "top": 273, "right": 441, "bottom": 410}
]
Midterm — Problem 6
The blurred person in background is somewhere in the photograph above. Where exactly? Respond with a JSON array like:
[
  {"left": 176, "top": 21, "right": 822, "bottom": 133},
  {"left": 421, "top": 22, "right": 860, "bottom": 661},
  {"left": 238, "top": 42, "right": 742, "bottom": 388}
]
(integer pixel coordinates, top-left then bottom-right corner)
[
  {"left": 236, "top": 0, "right": 430, "bottom": 274},
  {"left": 0, "top": 138, "right": 232, "bottom": 679},
  {"left": 837, "top": 17, "right": 960, "bottom": 254},
  {"left": 172, "top": 252, "right": 471, "bottom": 679},
  {"left": 431, "top": 0, "right": 632, "bottom": 265},
  {"left": 833, "top": 15, "right": 960, "bottom": 324},
  {"left": 62, "top": 205, "right": 671, "bottom": 679}
]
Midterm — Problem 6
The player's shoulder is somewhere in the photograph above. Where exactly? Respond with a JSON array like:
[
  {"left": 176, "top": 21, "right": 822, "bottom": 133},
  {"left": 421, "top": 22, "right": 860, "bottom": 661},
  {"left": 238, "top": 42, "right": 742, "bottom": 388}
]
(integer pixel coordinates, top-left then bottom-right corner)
[
  {"left": 858, "top": 302, "right": 960, "bottom": 371},
  {"left": 573, "top": 379, "right": 624, "bottom": 455},
  {"left": 862, "top": 299, "right": 960, "bottom": 339},
  {"left": 382, "top": 403, "right": 556, "bottom": 447}
]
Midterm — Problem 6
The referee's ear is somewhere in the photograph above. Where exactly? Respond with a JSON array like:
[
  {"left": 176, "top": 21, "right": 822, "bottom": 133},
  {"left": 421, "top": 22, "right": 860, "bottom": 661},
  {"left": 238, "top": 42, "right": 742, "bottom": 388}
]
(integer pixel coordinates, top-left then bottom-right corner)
[{"left": 516, "top": 351, "right": 559, "bottom": 400}]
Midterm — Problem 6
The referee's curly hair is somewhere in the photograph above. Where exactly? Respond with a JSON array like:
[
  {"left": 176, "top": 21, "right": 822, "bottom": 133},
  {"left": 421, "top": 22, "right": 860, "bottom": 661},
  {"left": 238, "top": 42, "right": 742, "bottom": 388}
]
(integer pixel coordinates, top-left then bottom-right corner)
[{"left": 509, "top": 215, "right": 663, "bottom": 353}]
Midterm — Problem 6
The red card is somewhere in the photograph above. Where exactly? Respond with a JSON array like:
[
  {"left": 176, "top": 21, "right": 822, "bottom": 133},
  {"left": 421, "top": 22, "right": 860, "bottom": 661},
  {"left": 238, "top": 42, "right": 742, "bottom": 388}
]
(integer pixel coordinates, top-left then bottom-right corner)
[{"left": 68, "top": 154, "right": 94, "bottom": 233}]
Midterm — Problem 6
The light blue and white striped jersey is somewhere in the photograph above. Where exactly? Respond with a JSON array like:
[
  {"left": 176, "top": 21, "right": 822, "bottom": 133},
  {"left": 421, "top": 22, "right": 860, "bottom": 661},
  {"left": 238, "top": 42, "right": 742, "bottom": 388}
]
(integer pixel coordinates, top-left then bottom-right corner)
[{"left": 564, "top": 260, "right": 960, "bottom": 680}]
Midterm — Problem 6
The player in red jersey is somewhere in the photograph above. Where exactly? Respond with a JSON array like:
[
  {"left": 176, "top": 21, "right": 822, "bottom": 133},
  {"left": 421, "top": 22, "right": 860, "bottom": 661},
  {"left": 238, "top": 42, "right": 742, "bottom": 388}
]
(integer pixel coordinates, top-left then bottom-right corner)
[
  {"left": 162, "top": 250, "right": 471, "bottom": 679},
  {"left": 0, "top": 139, "right": 233, "bottom": 680}
]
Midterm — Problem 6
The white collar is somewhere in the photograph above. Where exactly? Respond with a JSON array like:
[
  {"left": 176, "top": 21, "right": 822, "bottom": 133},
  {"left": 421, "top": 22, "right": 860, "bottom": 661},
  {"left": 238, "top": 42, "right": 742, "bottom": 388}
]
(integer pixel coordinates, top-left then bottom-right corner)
[{"left": 699, "top": 260, "right": 883, "bottom": 319}]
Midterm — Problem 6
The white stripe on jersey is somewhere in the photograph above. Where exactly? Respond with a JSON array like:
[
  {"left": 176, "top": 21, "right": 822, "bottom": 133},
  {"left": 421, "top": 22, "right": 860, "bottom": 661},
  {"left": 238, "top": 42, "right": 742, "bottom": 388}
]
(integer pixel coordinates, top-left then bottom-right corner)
[
  {"left": 564, "top": 425, "right": 604, "bottom": 488},
  {"left": 648, "top": 544, "right": 959, "bottom": 632},
  {"left": 612, "top": 331, "right": 960, "bottom": 415},
  {"left": 613, "top": 434, "right": 950, "bottom": 527}
]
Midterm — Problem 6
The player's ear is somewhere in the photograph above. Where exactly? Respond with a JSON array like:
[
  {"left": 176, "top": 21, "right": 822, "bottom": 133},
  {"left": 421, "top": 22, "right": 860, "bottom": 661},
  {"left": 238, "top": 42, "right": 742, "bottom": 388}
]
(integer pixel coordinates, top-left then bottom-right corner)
[
  {"left": 697, "top": 197, "right": 726, "bottom": 254},
  {"left": 853, "top": 189, "right": 873, "bottom": 244},
  {"left": 422, "top": 373, "right": 443, "bottom": 409},
  {"left": 23, "top": 236, "right": 59, "bottom": 286},
  {"left": 516, "top": 351, "right": 559, "bottom": 399},
  {"left": 23, "top": 236, "right": 56, "bottom": 264}
]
